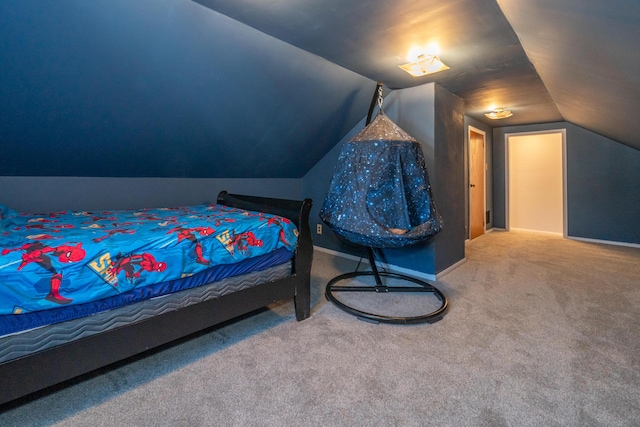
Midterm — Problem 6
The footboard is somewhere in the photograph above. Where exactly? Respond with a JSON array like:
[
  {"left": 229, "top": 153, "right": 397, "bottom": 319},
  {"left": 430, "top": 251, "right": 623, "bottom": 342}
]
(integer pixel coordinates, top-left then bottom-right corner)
[
  {"left": 0, "top": 192, "right": 313, "bottom": 406},
  {"left": 217, "top": 191, "right": 314, "bottom": 320}
]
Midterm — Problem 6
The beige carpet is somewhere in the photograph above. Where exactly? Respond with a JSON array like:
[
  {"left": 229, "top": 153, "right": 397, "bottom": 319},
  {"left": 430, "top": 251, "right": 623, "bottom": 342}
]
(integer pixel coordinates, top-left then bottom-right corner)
[{"left": 1, "top": 230, "right": 639, "bottom": 426}]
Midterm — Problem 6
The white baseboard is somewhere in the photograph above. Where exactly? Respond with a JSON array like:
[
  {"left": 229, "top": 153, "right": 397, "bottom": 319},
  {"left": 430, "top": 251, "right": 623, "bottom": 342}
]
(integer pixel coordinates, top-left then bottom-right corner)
[
  {"left": 313, "top": 246, "right": 365, "bottom": 264},
  {"left": 467, "top": 228, "right": 638, "bottom": 249},
  {"left": 509, "top": 227, "right": 564, "bottom": 236},
  {"left": 313, "top": 245, "right": 466, "bottom": 282},
  {"left": 567, "top": 236, "right": 640, "bottom": 249},
  {"left": 436, "top": 258, "right": 467, "bottom": 279},
  {"left": 466, "top": 228, "right": 499, "bottom": 241}
]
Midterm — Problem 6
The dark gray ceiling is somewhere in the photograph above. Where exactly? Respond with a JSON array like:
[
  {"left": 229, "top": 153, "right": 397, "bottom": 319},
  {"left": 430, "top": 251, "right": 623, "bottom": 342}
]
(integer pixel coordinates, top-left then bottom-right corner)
[
  {"left": 498, "top": 0, "right": 640, "bottom": 150},
  {"left": 195, "top": 0, "right": 640, "bottom": 151}
]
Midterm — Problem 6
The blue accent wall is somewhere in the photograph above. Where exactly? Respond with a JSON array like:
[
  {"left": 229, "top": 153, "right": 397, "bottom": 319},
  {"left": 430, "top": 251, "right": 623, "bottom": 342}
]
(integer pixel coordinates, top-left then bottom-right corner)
[
  {"left": 0, "top": 0, "right": 374, "bottom": 178},
  {"left": 493, "top": 122, "right": 640, "bottom": 244},
  {"left": 565, "top": 125, "right": 640, "bottom": 244},
  {"left": 433, "top": 84, "right": 466, "bottom": 272},
  {"left": 302, "top": 117, "right": 368, "bottom": 256},
  {"left": 0, "top": 176, "right": 302, "bottom": 213}
]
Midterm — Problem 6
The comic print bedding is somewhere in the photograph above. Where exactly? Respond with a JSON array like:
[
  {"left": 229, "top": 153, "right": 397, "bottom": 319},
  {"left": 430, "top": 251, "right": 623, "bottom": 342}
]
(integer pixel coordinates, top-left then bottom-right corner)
[{"left": 0, "top": 203, "right": 298, "bottom": 317}]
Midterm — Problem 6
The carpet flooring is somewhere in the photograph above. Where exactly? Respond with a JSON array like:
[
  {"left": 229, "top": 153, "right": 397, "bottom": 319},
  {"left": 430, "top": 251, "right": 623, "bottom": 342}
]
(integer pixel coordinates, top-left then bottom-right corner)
[{"left": 1, "top": 230, "right": 639, "bottom": 426}]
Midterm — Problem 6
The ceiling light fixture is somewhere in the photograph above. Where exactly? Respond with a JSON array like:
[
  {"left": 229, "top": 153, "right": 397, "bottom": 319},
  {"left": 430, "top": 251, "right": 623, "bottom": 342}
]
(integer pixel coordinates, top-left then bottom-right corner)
[
  {"left": 399, "top": 54, "right": 450, "bottom": 77},
  {"left": 484, "top": 107, "right": 513, "bottom": 120}
]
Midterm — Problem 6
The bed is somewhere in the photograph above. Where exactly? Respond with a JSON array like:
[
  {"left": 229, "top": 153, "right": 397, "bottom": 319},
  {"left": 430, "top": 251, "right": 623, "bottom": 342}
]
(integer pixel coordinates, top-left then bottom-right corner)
[{"left": 0, "top": 191, "right": 313, "bottom": 406}]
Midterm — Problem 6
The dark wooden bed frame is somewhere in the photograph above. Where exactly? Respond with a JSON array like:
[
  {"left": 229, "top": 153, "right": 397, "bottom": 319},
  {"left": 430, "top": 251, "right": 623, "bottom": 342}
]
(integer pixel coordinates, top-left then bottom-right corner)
[{"left": 0, "top": 192, "right": 313, "bottom": 406}]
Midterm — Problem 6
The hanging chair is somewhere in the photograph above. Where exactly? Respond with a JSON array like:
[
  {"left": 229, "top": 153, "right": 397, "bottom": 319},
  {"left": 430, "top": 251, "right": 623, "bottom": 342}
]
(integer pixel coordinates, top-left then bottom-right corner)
[
  {"left": 319, "top": 111, "right": 442, "bottom": 248},
  {"left": 320, "top": 83, "right": 448, "bottom": 324}
]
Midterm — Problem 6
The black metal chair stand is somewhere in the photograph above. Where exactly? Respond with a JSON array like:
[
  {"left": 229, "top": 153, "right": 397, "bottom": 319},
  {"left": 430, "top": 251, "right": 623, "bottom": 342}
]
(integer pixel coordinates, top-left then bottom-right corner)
[
  {"left": 322, "top": 82, "right": 448, "bottom": 325},
  {"left": 325, "top": 247, "right": 448, "bottom": 324}
]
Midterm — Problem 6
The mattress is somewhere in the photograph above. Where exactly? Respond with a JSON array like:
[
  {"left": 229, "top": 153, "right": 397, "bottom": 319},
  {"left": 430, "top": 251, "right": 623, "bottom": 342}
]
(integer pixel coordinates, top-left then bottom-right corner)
[
  {"left": 0, "top": 260, "right": 291, "bottom": 364},
  {"left": 0, "top": 203, "right": 298, "bottom": 315},
  {"left": 0, "top": 247, "right": 294, "bottom": 336}
]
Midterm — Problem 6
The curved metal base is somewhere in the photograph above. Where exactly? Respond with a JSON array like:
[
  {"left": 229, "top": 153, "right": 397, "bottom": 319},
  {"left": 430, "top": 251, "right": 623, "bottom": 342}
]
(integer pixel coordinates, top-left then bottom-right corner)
[{"left": 325, "top": 270, "right": 448, "bottom": 325}]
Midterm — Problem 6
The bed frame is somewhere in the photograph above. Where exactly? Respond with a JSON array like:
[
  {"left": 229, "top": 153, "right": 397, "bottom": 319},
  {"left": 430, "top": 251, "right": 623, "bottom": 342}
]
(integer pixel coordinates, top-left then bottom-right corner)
[{"left": 0, "top": 192, "right": 313, "bottom": 406}]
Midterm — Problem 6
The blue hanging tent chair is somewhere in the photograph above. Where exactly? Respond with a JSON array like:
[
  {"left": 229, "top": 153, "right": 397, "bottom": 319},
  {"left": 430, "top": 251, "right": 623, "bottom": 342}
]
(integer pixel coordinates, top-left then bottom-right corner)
[
  {"left": 320, "top": 111, "right": 442, "bottom": 248},
  {"left": 320, "top": 83, "right": 448, "bottom": 324}
]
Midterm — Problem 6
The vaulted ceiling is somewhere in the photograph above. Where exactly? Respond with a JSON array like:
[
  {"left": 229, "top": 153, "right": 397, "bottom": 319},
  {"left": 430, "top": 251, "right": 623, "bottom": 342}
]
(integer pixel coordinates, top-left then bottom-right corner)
[{"left": 195, "top": 0, "right": 640, "bottom": 151}]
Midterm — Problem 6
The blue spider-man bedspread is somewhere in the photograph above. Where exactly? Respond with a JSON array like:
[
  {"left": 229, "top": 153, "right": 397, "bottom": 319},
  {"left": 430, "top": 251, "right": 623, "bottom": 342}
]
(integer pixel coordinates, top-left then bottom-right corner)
[{"left": 0, "top": 203, "right": 298, "bottom": 317}]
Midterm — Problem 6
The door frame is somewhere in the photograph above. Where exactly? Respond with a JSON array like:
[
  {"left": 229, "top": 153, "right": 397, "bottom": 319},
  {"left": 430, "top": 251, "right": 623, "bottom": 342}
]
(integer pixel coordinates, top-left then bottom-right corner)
[
  {"left": 504, "top": 129, "right": 567, "bottom": 237},
  {"left": 468, "top": 125, "right": 486, "bottom": 240}
]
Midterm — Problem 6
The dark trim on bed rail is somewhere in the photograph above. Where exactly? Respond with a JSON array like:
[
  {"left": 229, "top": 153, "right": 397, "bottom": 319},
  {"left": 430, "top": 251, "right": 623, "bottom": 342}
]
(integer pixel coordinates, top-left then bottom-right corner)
[
  {"left": 217, "top": 191, "right": 314, "bottom": 321},
  {"left": 0, "top": 192, "right": 313, "bottom": 407}
]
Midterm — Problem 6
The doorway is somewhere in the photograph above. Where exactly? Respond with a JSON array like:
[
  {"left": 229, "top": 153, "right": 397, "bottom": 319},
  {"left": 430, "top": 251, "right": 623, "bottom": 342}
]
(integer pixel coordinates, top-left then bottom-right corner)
[
  {"left": 469, "top": 127, "right": 486, "bottom": 240},
  {"left": 506, "top": 130, "right": 566, "bottom": 235}
]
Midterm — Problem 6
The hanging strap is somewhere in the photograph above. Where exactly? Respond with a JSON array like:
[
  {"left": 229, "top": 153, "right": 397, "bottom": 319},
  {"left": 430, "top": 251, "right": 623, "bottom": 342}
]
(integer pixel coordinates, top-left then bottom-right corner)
[{"left": 366, "top": 82, "right": 383, "bottom": 125}]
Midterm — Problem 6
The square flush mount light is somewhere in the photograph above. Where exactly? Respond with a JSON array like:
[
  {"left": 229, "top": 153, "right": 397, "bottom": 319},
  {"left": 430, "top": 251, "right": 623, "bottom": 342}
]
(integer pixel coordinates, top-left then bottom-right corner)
[
  {"left": 399, "top": 54, "right": 450, "bottom": 77},
  {"left": 484, "top": 107, "right": 513, "bottom": 119}
]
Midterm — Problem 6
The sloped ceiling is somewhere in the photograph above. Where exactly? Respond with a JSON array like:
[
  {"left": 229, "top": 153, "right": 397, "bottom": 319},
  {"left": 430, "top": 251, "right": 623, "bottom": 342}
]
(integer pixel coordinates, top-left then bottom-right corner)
[
  {"left": 195, "top": 0, "right": 640, "bottom": 151},
  {"left": 0, "top": 0, "right": 376, "bottom": 178},
  {"left": 497, "top": 0, "right": 640, "bottom": 150},
  {"left": 1, "top": 0, "right": 638, "bottom": 180}
]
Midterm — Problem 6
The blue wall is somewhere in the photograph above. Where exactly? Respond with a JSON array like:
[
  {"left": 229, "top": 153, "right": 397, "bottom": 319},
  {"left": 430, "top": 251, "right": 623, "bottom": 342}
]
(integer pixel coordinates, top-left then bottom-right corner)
[
  {"left": 493, "top": 122, "right": 640, "bottom": 244},
  {"left": 0, "top": 176, "right": 302, "bottom": 213},
  {"left": 302, "top": 118, "right": 367, "bottom": 255},
  {"left": 0, "top": 0, "right": 374, "bottom": 178},
  {"left": 432, "top": 84, "right": 465, "bottom": 272}
]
